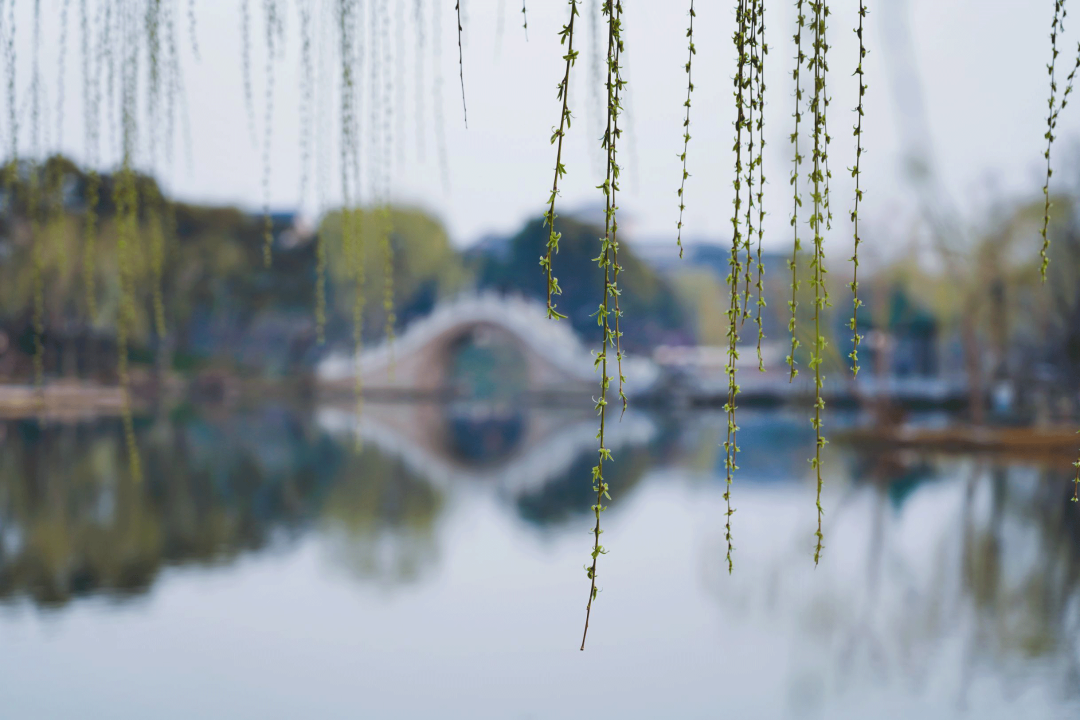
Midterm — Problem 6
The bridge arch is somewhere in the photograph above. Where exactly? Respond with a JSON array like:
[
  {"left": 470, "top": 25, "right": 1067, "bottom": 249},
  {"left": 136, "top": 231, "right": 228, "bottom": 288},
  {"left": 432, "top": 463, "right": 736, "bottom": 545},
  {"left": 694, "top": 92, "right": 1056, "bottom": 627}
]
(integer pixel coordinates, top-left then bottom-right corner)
[{"left": 317, "top": 293, "right": 657, "bottom": 399}]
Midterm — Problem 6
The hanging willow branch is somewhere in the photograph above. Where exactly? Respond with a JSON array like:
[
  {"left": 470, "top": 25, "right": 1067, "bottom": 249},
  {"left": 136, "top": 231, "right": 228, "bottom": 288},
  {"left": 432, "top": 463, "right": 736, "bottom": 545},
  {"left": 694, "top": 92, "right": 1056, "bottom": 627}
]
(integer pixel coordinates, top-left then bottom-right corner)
[
  {"left": 381, "top": 212, "right": 396, "bottom": 352},
  {"left": 724, "top": 0, "right": 751, "bottom": 574},
  {"left": 395, "top": 0, "right": 406, "bottom": 167},
  {"left": 146, "top": 0, "right": 167, "bottom": 184},
  {"left": 587, "top": 0, "right": 603, "bottom": 177},
  {"left": 610, "top": 51, "right": 627, "bottom": 418},
  {"left": 83, "top": 170, "right": 100, "bottom": 320},
  {"left": 1040, "top": 0, "right": 1078, "bottom": 280},
  {"left": 848, "top": 0, "right": 867, "bottom": 375},
  {"left": 541, "top": 0, "right": 579, "bottom": 321},
  {"left": 382, "top": 0, "right": 394, "bottom": 177},
  {"left": 352, "top": 210, "right": 366, "bottom": 426},
  {"left": 115, "top": 0, "right": 142, "bottom": 483},
  {"left": 753, "top": 0, "right": 767, "bottom": 372},
  {"left": 187, "top": 0, "right": 199, "bottom": 59},
  {"left": 808, "top": 0, "right": 831, "bottom": 566},
  {"left": 164, "top": 0, "right": 182, "bottom": 167},
  {"left": 414, "top": 0, "right": 427, "bottom": 162},
  {"left": 522, "top": 0, "right": 528, "bottom": 39},
  {"left": 30, "top": 0, "right": 43, "bottom": 396},
  {"left": 456, "top": 0, "right": 467, "bottom": 127},
  {"left": 369, "top": 0, "right": 380, "bottom": 212},
  {"left": 29, "top": 168, "right": 44, "bottom": 394},
  {"left": 261, "top": 0, "right": 279, "bottom": 267},
  {"left": 582, "top": 0, "right": 622, "bottom": 652},
  {"left": 674, "top": 0, "right": 695, "bottom": 258},
  {"left": 147, "top": 0, "right": 164, "bottom": 166},
  {"left": 432, "top": 0, "right": 450, "bottom": 190},
  {"left": 336, "top": 0, "right": 366, "bottom": 420},
  {"left": 81, "top": 0, "right": 100, "bottom": 322},
  {"left": 4, "top": 0, "right": 14, "bottom": 186},
  {"left": 787, "top": 0, "right": 806, "bottom": 383},
  {"left": 241, "top": 0, "right": 256, "bottom": 145},
  {"left": 361, "top": 0, "right": 379, "bottom": 393},
  {"left": 114, "top": 163, "right": 142, "bottom": 483},
  {"left": 145, "top": 0, "right": 170, "bottom": 345},
  {"left": 741, "top": 0, "right": 758, "bottom": 327},
  {"left": 57, "top": 0, "right": 71, "bottom": 149},
  {"left": 1073, "top": 436, "right": 1079, "bottom": 501},
  {"left": 148, "top": 190, "right": 168, "bottom": 341},
  {"left": 298, "top": 0, "right": 314, "bottom": 211},
  {"left": 380, "top": 0, "right": 396, "bottom": 353}
]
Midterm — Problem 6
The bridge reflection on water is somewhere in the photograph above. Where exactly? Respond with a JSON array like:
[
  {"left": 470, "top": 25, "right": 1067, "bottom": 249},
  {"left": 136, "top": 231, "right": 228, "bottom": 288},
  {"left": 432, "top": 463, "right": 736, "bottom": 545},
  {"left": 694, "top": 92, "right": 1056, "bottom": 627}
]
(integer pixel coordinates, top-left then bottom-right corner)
[{"left": 1, "top": 403, "right": 1079, "bottom": 717}]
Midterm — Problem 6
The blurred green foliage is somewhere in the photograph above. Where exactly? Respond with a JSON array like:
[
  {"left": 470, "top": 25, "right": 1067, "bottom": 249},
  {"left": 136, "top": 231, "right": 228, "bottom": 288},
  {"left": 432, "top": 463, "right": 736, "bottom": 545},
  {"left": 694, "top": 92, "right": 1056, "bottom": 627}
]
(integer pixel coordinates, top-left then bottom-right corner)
[
  {"left": 470, "top": 216, "right": 690, "bottom": 351},
  {"left": 0, "top": 157, "right": 470, "bottom": 379}
]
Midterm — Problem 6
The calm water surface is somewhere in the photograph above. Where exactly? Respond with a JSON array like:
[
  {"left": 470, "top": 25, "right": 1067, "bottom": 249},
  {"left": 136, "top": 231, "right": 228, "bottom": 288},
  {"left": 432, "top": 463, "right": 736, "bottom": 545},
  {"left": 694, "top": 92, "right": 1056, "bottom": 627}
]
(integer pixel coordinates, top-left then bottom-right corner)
[{"left": 0, "top": 402, "right": 1078, "bottom": 719}]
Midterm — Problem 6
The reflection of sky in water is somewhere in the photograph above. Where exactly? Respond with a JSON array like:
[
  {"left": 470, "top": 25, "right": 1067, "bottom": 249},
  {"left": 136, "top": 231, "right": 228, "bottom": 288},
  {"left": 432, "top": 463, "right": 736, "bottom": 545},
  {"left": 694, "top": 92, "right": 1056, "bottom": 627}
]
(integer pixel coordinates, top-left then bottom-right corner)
[{"left": 0, "top": 405, "right": 1078, "bottom": 719}]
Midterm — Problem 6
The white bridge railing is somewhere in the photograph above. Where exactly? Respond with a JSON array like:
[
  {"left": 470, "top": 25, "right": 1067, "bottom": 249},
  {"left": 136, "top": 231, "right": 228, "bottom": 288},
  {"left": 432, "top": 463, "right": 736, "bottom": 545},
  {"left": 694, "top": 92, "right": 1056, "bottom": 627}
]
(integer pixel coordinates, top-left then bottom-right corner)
[{"left": 318, "top": 292, "right": 659, "bottom": 391}]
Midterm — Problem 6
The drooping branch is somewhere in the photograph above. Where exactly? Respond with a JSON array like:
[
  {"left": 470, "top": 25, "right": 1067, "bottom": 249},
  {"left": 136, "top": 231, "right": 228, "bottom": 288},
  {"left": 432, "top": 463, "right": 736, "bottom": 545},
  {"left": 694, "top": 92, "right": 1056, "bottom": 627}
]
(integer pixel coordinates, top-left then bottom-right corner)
[
  {"left": 753, "top": 0, "right": 767, "bottom": 372},
  {"left": 381, "top": 0, "right": 397, "bottom": 352},
  {"left": 848, "top": 0, "right": 867, "bottom": 375},
  {"left": 115, "top": 0, "right": 143, "bottom": 483},
  {"left": 1040, "top": 0, "right": 1079, "bottom": 279},
  {"left": 147, "top": 188, "right": 168, "bottom": 341},
  {"left": 582, "top": 0, "right": 622, "bottom": 652},
  {"left": 432, "top": 0, "right": 450, "bottom": 190},
  {"left": 241, "top": 0, "right": 256, "bottom": 144},
  {"left": 188, "top": 0, "right": 199, "bottom": 58},
  {"left": 724, "top": 0, "right": 751, "bottom": 574},
  {"left": 742, "top": 0, "right": 761, "bottom": 328},
  {"left": 787, "top": 0, "right": 806, "bottom": 384},
  {"left": 456, "top": 0, "right": 467, "bottom": 126},
  {"left": 57, "top": 0, "right": 71, "bottom": 149},
  {"left": 30, "top": 0, "right": 43, "bottom": 395},
  {"left": 298, "top": 0, "right": 314, "bottom": 210},
  {"left": 261, "top": 0, "right": 280, "bottom": 267},
  {"left": 674, "top": 0, "right": 695, "bottom": 257},
  {"left": 808, "top": 0, "right": 831, "bottom": 566},
  {"left": 414, "top": 0, "right": 427, "bottom": 162},
  {"left": 540, "top": 0, "right": 579, "bottom": 321}
]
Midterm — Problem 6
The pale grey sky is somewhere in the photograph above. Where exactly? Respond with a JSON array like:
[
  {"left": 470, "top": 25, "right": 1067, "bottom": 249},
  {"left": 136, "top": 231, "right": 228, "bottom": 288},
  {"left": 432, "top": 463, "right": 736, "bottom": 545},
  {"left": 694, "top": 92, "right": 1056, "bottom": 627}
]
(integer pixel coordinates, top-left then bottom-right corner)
[{"left": 11, "top": 0, "right": 1072, "bottom": 256}]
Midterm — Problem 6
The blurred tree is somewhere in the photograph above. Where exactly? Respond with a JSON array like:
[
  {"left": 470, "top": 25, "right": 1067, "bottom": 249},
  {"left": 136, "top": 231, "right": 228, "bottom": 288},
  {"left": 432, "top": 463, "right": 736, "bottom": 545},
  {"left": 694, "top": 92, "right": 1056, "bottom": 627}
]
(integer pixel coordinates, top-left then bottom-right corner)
[{"left": 470, "top": 216, "right": 690, "bottom": 352}]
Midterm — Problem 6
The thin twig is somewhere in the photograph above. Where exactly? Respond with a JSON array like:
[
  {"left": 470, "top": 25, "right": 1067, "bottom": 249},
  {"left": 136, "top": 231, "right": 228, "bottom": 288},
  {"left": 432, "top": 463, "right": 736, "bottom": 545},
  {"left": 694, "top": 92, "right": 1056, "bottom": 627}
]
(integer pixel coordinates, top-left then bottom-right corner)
[{"left": 456, "top": 0, "right": 467, "bottom": 126}]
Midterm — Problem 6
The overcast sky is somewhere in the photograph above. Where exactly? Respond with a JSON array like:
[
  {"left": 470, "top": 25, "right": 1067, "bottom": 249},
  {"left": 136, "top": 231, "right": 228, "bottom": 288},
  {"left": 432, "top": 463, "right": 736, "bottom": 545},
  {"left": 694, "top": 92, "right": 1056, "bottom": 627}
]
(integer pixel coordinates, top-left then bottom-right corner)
[{"left": 12, "top": 0, "right": 1074, "bottom": 257}]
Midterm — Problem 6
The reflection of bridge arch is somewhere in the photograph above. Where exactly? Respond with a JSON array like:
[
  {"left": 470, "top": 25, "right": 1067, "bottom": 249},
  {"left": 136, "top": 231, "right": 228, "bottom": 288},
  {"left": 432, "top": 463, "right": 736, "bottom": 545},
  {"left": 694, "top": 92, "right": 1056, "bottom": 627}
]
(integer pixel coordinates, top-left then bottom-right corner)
[
  {"left": 318, "top": 293, "right": 658, "bottom": 398},
  {"left": 316, "top": 404, "right": 657, "bottom": 498}
]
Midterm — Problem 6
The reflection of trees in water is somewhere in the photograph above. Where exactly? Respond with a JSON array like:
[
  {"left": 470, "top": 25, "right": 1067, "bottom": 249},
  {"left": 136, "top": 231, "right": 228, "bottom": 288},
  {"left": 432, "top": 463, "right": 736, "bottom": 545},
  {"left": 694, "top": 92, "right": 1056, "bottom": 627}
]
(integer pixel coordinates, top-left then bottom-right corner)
[
  {"left": 0, "top": 420, "right": 167, "bottom": 605},
  {"left": 706, "top": 449, "right": 1080, "bottom": 707},
  {"left": 0, "top": 405, "right": 753, "bottom": 608},
  {"left": 142, "top": 407, "right": 340, "bottom": 560},
  {"left": 835, "top": 457, "right": 1080, "bottom": 703},
  {"left": 0, "top": 402, "right": 666, "bottom": 607},
  {"left": 853, "top": 455, "right": 1080, "bottom": 686},
  {"left": 0, "top": 407, "right": 443, "bottom": 606},
  {"left": 320, "top": 445, "right": 443, "bottom": 586},
  {"left": 955, "top": 466, "right": 1080, "bottom": 699}
]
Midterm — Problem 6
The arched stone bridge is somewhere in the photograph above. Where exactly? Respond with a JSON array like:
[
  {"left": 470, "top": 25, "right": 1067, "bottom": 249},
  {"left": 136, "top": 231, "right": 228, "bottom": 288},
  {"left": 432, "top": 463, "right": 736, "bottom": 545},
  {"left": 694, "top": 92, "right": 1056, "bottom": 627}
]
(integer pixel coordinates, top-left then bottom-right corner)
[{"left": 318, "top": 293, "right": 658, "bottom": 399}]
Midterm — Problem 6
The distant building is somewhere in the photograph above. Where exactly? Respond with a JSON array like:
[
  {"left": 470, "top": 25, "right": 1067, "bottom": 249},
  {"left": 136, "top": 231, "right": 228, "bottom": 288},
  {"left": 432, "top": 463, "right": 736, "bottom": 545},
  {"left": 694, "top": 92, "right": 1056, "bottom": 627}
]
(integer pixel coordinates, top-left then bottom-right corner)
[{"left": 857, "top": 286, "right": 939, "bottom": 378}]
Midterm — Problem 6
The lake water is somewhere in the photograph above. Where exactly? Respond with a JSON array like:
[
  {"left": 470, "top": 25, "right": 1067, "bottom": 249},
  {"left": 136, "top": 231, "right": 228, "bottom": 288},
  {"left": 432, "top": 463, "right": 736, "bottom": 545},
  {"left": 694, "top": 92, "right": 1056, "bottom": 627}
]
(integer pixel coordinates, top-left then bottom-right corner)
[{"left": 0, "top": 402, "right": 1078, "bottom": 719}]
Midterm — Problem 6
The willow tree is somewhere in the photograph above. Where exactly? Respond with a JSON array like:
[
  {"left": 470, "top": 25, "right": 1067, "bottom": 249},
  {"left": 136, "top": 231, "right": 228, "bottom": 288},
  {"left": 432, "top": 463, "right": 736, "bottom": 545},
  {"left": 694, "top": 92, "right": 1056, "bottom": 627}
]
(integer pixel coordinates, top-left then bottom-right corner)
[{"left": 0, "top": 0, "right": 1075, "bottom": 648}]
